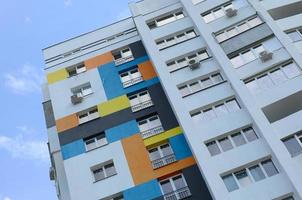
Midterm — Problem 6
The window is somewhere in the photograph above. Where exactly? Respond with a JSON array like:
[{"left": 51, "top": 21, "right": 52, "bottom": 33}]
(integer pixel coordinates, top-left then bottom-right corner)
[
  {"left": 156, "top": 29, "right": 197, "bottom": 50},
  {"left": 205, "top": 127, "right": 258, "bottom": 156},
  {"left": 148, "top": 143, "right": 176, "bottom": 169},
  {"left": 120, "top": 68, "right": 143, "bottom": 88},
  {"left": 102, "top": 194, "right": 124, "bottom": 200},
  {"left": 282, "top": 197, "right": 295, "bottom": 200},
  {"left": 166, "top": 49, "right": 210, "bottom": 72},
  {"left": 215, "top": 16, "right": 263, "bottom": 42},
  {"left": 84, "top": 133, "right": 107, "bottom": 151},
  {"left": 178, "top": 73, "right": 224, "bottom": 97},
  {"left": 78, "top": 107, "right": 99, "bottom": 124},
  {"left": 138, "top": 115, "right": 164, "bottom": 138},
  {"left": 160, "top": 174, "right": 191, "bottom": 200},
  {"left": 222, "top": 159, "right": 279, "bottom": 192},
  {"left": 230, "top": 44, "right": 267, "bottom": 68},
  {"left": 191, "top": 98, "right": 241, "bottom": 121},
  {"left": 91, "top": 161, "right": 117, "bottom": 182},
  {"left": 282, "top": 131, "right": 302, "bottom": 157},
  {"left": 244, "top": 61, "right": 301, "bottom": 94},
  {"left": 66, "top": 63, "right": 86, "bottom": 77},
  {"left": 147, "top": 11, "right": 185, "bottom": 29},
  {"left": 192, "top": 0, "right": 205, "bottom": 5},
  {"left": 71, "top": 83, "right": 93, "bottom": 98},
  {"left": 112, "top": 47, "right": 134, "bottom": 65},
  {"left": 128, "top": 90, "right": 153, "bottom": 112},
  {"left": 202, "top": 3, "right": 234, "bottom": 23},
  {"left": 287, "top": 28, "right": 302, "bottom": 42}
]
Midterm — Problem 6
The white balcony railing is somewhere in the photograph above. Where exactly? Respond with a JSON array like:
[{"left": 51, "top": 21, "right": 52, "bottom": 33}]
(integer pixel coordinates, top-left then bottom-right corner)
[
  {"left": 141, "top": 125, "right": 164, "bottom": 139},
  {"left": 151, "top": 154, "right": 176, "bottom": 169},
  {"left": 164, "top": 187, "right": 192, "bottom": 200},
  {"left": 131, "top": 100, "right": 153, "bottom": 112}
]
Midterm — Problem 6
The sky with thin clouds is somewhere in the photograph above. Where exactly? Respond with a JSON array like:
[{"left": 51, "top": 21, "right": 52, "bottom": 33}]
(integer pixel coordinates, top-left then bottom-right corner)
[{"left": 0, "top": 0, "right": 132, "bottom": 199}]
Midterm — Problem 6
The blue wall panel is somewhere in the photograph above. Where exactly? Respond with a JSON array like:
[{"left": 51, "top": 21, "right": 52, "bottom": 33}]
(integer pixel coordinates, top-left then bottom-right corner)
[
  {"left": 169, "top": 134, "right": 193, "bottom": 160},
  {"left": 106, "top": 120, "right": 140, "bottom": 143},
  {"left": 61, "top": 139, "right": 85, "bottom": 160},
  {"left": 123, "top": 179, "right": 162, "bottom": 200}
]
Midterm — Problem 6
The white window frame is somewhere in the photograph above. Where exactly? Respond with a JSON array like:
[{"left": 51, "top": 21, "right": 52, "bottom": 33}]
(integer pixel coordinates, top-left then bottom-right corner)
[
  {"left": 66, "top": 63, "right": 86, "bottom": 77},
  {"left": 138, "top": 115, "right": 164, "bottom": 138},
  {"left": 159, "top": 174, "right": 191, "bottom": 200},
  {"left": 120, "top": 68, "right": 143, "bottom": 88},
  {"left": 147, "top": 11, "right": 185, "bottom": 29},
  {"left": 167, "top": 49, "right": 210, "bottom": 72},
  {"left": 148, "top": 143, "right": 176, "bottom": 169},
  {"left": 91, "top": 161, "right": 117, "bottom": 182},
  {"left": 128, "top": 90, "right": 153, "bottom": 112},
  {"left": 282, "top": 131, "right": 302, "bottom": 157},
  {"left": 84, "top": 133, "right": 108, "bottom": 151},
  {"left": 112, "top": 47, "right": 134, "bottom": 65},
  {"left": 244, "top": 61, "right": 301, "bottom": 94},
  {"left": 78, "top": 107, "right": 99, "bottom": 124},
  {"left": 215, "top": 16, "right": 263, "bottom": 43},
  {"left": 287, "top": 28, "right": 302, "bottom": 42},
  {"left": 156, "top": 29, "right": 197, "bottom": 50},
  {"left": 71, "top": 83, "right": 93, "bottom": 98},
  {"left": 191, "top": 98, "right": 241, "bottom": 122},
  {"left": 178, "top": 73, "right": 224, "bottom": 97},
  {"left": 202, "top": 2, "right": 234, "bottom": 23}
]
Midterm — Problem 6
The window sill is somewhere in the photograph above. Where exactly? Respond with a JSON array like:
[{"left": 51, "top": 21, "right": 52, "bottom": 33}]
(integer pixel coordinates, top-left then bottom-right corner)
[
  {"left": 158, "top": 35, "right": 199, "bottom": 51},
  {"left": 182, "top": 80, "right": 227, "bottom": 98},
  {"left": 93, "top": 173, "right": 117, "bottom": 184},
  {"left": 85, "top": 143, "right": 109, "bottom": 153}
]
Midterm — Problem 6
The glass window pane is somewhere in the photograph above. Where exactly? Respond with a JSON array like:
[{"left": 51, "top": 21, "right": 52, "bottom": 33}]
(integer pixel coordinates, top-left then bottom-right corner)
[
  {"left": 261, "top": 160, "right": 278, "bottom": 177},
  {"left": 222, "top": 174, "right": 239, "bottom": 192},
  {"left": 245, "top": 79, "right": 261, "bottom": 94},
  {"left": 253, "top": 45, "right": 266, "bottom": 55},
  {"left": 257, "top": 74, "right": 274, "bottom": 90},
  {"left": 215, "top": 104, "right": 228, "bottom": 117},
  {"left": 198, "top": 51, "right": 209, "bottom": 60},
  {"left": 288, "top": 31, "right": 302, "bottom": 42},
  {"left": 216, "top": 32, "right": 228, "bottom": 42},
  {"left": 160, "top": 180, "right": 174, "bottom": 194},
  {"left": 238, "top": 23, "right": 249, "bottom": 32},
  {"left": 226, "top": 99, "right": 240, "bottom": 112},
  {"left": 282, "top": 62, "right": 301, "bottom": 79},
  {"left": 179, "top": 86, "right": 191, "bottom": 97},
  {"left": 243, "top": 127, "right": 258, "bottom": 142},
  {"left": 219, "top": 137, "right": 233, "bottom": 152},
  {"left": 230, "top": 55, "right": 244, "bottom": 68},
  {"left": 248, "top": 17, "right": 262, "bottom": 27},
  {"left": 105, "top": 163, "right": 116, "bottom": 177},
  {"left": 203, "top": 13, "right": 215, "bottom": 23},
  {"left": 202, "top": 108, "right": 216, "bottom": 120},
  {"left": 242, "top": 50, "right": 256, "bottom": 63},
  {"left": 270, "top": 69, "right": 288, "bottom": 84},
  {"left": 189, "top": 82, "right": 202, "bottom": 92},
  {"left": 173, "top": 175, "right": 186, "bottom": 190},
  {"left": 201, "top": 78, "right": 213, "bottom": 87},
  {"left": 148, "top": 148, "right": 161, "bottom": 161},
  {"left": 161, "top": 144, "right": 173, "bottom": 156},
  {"left": 283, "top": 136, "right": 302, "bottom": 157},
  {"left": 94, "top": 168, "right": 105, "bottom": 181},
  {"left": 227, "top": 28, "right": 238, "bottom": 38},
  {"left": 235, "top": 169, "right": 252, "bottom": 187},
  {"left": 206, "top": 141, "right": 221, "bottom": 156},
  {"left": 231, "top": 132, "right": 246, "bottom": 147},
  {"left": 212, "top": 74, "right": 223, "bottom": 83},
  {"left": 213, "top": 9, "right": 224, "bottom": 18},
  {"left": 186, "top": 30, "right": 196, "bottom": 38},
  {"left": 249, "top": 165, "right": 265, "bottom": 182}
]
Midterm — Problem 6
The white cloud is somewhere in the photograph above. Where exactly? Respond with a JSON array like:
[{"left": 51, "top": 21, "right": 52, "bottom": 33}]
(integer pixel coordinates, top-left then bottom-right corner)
[
  {"left": 3, "top": 197, "right": 12, "bottom": 200},
  {"left": 64, "top": 0, "right": 72, "bottom": 6},
  {"left": 0, "top": 133, "right": 49, "bottom": 162},
  {"left": 3, "top": 64, "right": 44, "bottom": 95}
]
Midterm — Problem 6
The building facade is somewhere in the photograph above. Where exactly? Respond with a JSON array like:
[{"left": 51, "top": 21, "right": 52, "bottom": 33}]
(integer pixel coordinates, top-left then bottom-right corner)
[{"left": 42, "top": 0, "right": 302, "bottom": 200}]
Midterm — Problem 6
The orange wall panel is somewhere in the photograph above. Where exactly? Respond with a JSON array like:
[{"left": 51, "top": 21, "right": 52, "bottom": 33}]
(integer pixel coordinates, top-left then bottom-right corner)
[
  {"left": 56, "top": 114, "right": 79, "bottom": 133},
  {"left": 138, "top": 60, "right": 157, "bottom": 81},
  {"left": 122, "top": 134, "right": 197, "bottom": 186},
  {"left": 84, "top": 52, "right": 114, "bottom": 70},
  {"left": 122, "top": 134, "right": 154, "bottom": 185}
]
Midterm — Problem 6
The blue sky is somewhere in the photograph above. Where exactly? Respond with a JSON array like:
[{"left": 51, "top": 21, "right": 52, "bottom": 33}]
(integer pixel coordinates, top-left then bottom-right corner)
[{"left": 0, "top": 1, "right": 132, "bottom": 199}]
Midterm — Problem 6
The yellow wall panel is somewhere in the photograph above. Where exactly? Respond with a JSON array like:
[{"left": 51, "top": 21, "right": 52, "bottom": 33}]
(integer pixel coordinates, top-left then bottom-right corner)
[
  {"left": 98, "top": 95, "right": 130, "bottom": 117},
  {"left": 143, "top": 127, "right": 182, "bottom": 147},
  {"left": 47, "top": 68, "right": 69, "bottom": 84}
]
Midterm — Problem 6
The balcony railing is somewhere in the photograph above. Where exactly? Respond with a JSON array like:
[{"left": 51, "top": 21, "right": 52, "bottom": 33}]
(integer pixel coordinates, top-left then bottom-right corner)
[
  {"left": 163, "top": 187, "right": 192, "bottom": 200},
  {"left": 151, "top": 154, "right": 176, "bottom": 169},
  {"left": 131, "top": 99, "right": 153, "bottom": 112},
  {"left": 141, "top": 125, "right": 164, "bottom": 139},
  {"left": 122, "top": 76, "right": 143, "bottom": 88},
  {"left": 115, "top": 55, "right": 134, "bottom": 66}
]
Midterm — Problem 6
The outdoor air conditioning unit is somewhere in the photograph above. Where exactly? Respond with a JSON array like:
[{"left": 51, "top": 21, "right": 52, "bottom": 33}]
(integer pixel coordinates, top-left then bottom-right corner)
[
  {"left": 71, "top": 94, "right": 83, "bottom": 105},
  {"left": 49, "top": 167, "right": 56, "bottom": 181},
  {"left": 188, "top": 59, "right": 200, "bottom": 70},
  {"left": 225, "top": 8, "right": 238, "bottom": 17},
  {"left": 259, "top": 50, "right": 273, "bottom": 62}
]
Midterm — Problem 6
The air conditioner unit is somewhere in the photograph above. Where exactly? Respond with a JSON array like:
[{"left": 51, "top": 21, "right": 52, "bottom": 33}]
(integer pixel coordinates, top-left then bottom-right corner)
[
  {"left": 259, "top": 51, "right": 273, "bottom": 62},
  {"left": 71, "top": 94, "right": 83, "bottom": 105},
  {"left": 225, "top": 8, "right": 238, "bottom": 17},
  {"left": 49, "top": 167, "right": 56, "bottom": 181},
  {"left": 188, "top": 59, "right": 200, "bottom": 70}
]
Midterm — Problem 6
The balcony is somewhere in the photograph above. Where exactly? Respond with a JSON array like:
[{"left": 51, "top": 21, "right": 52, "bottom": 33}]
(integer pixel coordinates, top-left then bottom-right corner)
[
  {"left": 163, "top": 187, "right": 192, "bottom": 200},
  {"left": 114, "top": 55, "right": 134, "bottom": 66},
  {"left": 151, "top": 154, "right": 176, "bottom": 169},
  {"left": 131, "top": 99, "right": 153, "bottom": 112},
  {"left": 122, "top": 76, "right": 143, "bottom": 88},
  {"left": 141, "top": 125, "right": 164, "bottom": 139}
]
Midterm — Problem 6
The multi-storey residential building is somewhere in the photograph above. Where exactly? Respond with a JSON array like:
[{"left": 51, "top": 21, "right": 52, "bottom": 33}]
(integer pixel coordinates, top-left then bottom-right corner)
[{"left": 42, "top": 0, "right": 302, "bottom": 200}]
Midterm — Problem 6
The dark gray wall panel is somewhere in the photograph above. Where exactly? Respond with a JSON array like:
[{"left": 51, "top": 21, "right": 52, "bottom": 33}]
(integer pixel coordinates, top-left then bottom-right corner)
[
  {"left": 221, "top": 23, "right": 273, "bottom": 55},
  {"left": 59, "top": 83, "right": 179, "bottom": 145},
  {"left": 129, "top": 41, "right": 147, "bottom": 59},
  {"left": 268, "top": 1, "right": 302, "bottom": 20},
  {"left": 43, "top": 100, "right": 56, "bottom": 128}
]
